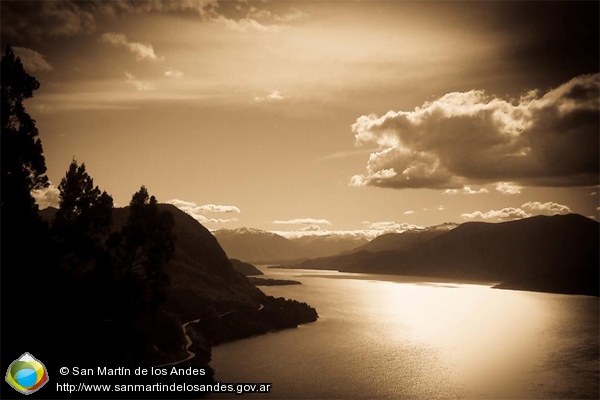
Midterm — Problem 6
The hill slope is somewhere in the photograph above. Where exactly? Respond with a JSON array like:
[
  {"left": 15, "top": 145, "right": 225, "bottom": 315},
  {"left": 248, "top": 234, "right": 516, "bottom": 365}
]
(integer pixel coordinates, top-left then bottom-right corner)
[
  {"left": 40, "top": 205, "right": 318, "bottom": 384},
  {"left": 214, "top": 227, "right": 308, "bottom": 263},
  {"left": 350, "top": 223, "right": 459, "bottom": 253},
  {"left": 284, "top": 214, "right": 599, "bottom": 296}
]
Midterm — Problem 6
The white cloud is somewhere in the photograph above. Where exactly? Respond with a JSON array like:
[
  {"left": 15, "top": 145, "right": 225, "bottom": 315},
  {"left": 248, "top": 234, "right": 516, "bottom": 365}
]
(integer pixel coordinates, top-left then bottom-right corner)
[
  {"left": 165, "top": 69, "right": 184, "bottom": 78},
  {"left": 247, "top": 6, "right": 272, "bottom": 20},
  {"left": 300, "top": 225, "right": 321, "bottom": 232},
  {"left": 461, "top": 208, "right": 532, "bottom": 221},
  {"left": 443, "top": 186, "right": 489, "bottom": 195},
  {"left": 365, "top": 221, "right": 423, "bottom": 231},
  {"left": 13, "top": 47, "right": 52, "bottom": 72},
  {"left": 212, "top": 15, "right": 275, "bottom": 33},
  {"left": 272, "top": 218, "right": 332, "bottom": 225},
  {"left": 521, "top": 201, "right": 571, "bottom": 215},
  {"left": 196, "top": 204, "right": 240, "bottom": 213},
  {"left": 31, "top": 183, "right": 60, "bottom": 209},
  {"left": 496, "top": 182, "right": 523, "bottom": 195},
  {"left": 351, "top": 73, "right": 599, "bottom": 190},
  {"left": 437, "top": 205, "right": 446, "bottom": 211},
  {"left": 125, "top": 72, "right": 156, "bottom": 92},
  {"left": 211, "top": 5, "right": 306, "bottom": 33},
  {"left": 272, "top": 220, "right": 425, "bottom": 240},
  {"left": 404, "top": 210, "right": 415, "bottom": 215},
  {"left": 274, "top": 8, "right": 309, "bottom": 22},
  {"left": 254, "top": 90, "right": 287, "bottom": 102},
  {"left": 166, "top": 199, "right": 239, "bottom": 224},
  {"left": 462, "top": 201, "right": 573, "bottom": 222},
  {"left": 100, "top": 32, "right": 163, "bottom": 61}
]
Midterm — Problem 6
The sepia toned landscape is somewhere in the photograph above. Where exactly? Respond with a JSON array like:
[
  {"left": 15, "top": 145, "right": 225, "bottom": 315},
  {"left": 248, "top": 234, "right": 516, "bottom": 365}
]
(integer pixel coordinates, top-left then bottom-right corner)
[{"left": 1, "top": 1, "right": 598, "bottom": 399}]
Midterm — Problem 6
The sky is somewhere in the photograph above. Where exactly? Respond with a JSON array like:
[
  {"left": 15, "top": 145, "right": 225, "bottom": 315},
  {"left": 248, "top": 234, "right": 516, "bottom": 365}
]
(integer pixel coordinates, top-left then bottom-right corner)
[{"left": 2, "top": 1, "right": 599, "bottom": 237}]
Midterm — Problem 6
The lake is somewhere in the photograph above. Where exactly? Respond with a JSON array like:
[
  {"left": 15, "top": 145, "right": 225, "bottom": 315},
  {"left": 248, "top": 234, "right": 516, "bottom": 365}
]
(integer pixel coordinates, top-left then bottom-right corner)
[{"left": 208, "top": 266, "right": 599, "bottom": 399}]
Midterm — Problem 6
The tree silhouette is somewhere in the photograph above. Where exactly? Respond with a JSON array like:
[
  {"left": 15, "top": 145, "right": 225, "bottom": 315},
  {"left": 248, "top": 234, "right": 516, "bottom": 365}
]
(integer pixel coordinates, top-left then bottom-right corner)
[
  {"left": 0, "top": 45, "right": 181, "bottom": 370},
  {"left": 54, "top": 159, "right": 114, "bottom": 270},
  {"left": 1, "top": 45, "right": 52, "bottom": 371},
  {"left": 1, "top": 45, "right": 48, "bottom": 216},
  {"left": 120, "top": 186, "right": 175, "bottom": 308}
]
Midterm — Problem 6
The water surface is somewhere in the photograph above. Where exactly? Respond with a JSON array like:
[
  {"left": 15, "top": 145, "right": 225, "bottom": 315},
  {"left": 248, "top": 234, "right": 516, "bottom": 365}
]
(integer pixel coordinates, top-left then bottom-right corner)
[{"left": 209, "top": 267, "right": 599, "bottom": 399}]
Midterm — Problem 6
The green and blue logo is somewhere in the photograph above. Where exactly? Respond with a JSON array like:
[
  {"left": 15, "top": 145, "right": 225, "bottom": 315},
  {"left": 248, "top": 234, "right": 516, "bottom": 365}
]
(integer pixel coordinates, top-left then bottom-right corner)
[{"left": 5, "top": 353, "right": 49, "bottom": 395}]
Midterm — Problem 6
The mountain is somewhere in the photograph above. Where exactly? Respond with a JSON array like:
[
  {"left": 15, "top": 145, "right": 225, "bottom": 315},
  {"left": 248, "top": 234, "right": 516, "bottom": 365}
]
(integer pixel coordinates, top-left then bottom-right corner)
[
  {"left": 291, "top": 234, "right": 370, "bottom": 257},
  {"left": 230, "top": 258, "right": 264, "bottom": 276},
  {"left": 213, "top": 227, "right": 308, "bottom": 263},
  {"left": 283, "top": 214, "right": 599, "bottom": 296},
  {"left": 350, "top": 223, "right": 459, "bottom": 253},
  {"left": 213, "top": 227, "right": 371, "bottom": 263},
  {"left": 39, "top": 205, "right": 318, "bottom": 389}
]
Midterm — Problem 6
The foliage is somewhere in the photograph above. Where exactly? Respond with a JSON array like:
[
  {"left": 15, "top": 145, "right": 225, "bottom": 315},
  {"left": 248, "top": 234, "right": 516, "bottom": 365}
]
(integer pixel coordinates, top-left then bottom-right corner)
[
  {"left": 54, "top": 159, "right": 114, "bottom": 270},
  {"left": 1, "top": 45, "right": 48, "bottom": 216},
  {"left": 1, "top": 45, "right": 177, "bottom": 366},
  {"left": 122, "top": 186, "right": 176, "bottom": 307}
]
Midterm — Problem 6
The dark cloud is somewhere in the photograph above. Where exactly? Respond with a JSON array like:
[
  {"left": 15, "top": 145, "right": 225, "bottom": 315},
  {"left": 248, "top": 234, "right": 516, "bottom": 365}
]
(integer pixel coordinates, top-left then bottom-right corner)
[
  {"left": 351, "top": 73, "right": 599, "bottom": 190},
  {"left": 490, "top": 2, "right": 599, "bottom": 84},
  {"left": 1, "top": 0, "right": 301, "bottom": 43},
  {"left": 12, "top": 47, "right": 53, "bottom": 72}
]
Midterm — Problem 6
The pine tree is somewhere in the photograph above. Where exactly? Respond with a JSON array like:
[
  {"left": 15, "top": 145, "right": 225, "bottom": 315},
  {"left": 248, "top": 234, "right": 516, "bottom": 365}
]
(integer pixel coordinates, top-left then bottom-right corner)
[{"left": 1, "top": 45, "right": 48, "bottom": 217}]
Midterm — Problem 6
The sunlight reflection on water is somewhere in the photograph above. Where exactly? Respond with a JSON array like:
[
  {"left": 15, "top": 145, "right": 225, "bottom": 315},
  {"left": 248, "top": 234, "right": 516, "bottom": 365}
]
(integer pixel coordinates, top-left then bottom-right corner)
[{"left": 209, "top": 267, "right": 599, "bottom": 399}]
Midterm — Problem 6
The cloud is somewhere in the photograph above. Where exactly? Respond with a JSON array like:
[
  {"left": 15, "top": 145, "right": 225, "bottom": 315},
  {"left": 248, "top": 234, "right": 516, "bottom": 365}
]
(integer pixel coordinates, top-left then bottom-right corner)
[
  {"left": 443, "top": 186, "right": 489, "bottom": 195},
  {"left": 437, "top": 205, "right": 446, "bottom": 211},
  {"left": 461, "top": 208, "right": 532, "bottom": 221},
  {"left": 125, "top": 72, "right": 156, "bottom": 92},
  {"left": 165, "top": 69, "right": 184, "bottom": 78},
  {"left": 272, "top": 220, "right": 424, "bottom": 240},
  {"left": 365, "top": 221, "right": 423, "bottom": 231},
  {"left": 496, "top": 182, "right": 523, "bottom": 195},
  {"left": 274, "top": 8, "right": 309, "bottom": 23},
  {"left": 404, "top": 210, "right": 415, "bottom": 215},
  {"left": 212, "top": 15, "right": 275, "bottom": 32},
  {"left": 521, "top": 201, "right": 571, "bottom": 215},
  {"left": 1, "top": 2, "right": 96, "bottom": 39},
  {"left": 2, "top": 1, "right": 302, "bottom": 40},
  {"left": 2, "top": 0, "right": 219, "bottom": 39},
  {"left": 351, "top": 73, "right": 599, "bottom": 190},
  {"left": 462, "top": 201, "right": 572, "bottom": 221},
  {"left": 211, "top": 4, "right": 306, "bottom": 33},
  {"left": 31, "top": 184, "right": 60, "bottom": 209},
  {"left": 254, "top": 90, "right": 287, "bottom": 102},
  {"left": 166, "top": 199, "right": 239, "bottom": 224},
  {"left": 12, "top": 47, "right": 52, "bottom": 72},
  {"left": 100, "top": 32, "right": 163, "bottom": 61},
  {"left": 300, "top": 225, "right": 321, "bottom": 232},
  {"left": 98, "top": 0, "right": 218, "bottom": 17},
  {"left": 272, "top": 218, "right": 332, "bottom": 225},
  {"left": 195, "top": 204, "right": 240, "bottom": 213}
]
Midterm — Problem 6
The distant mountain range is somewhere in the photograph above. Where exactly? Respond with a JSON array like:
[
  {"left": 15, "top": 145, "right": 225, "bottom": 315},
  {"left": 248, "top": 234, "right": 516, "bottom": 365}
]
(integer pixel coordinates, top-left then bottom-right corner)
[
  {"left": 280, "top": 214, "right": 599, "bottom": 296},
  {"left": 348, "top": 223, "right": 460, "bottom": 253},
  {"left": 213, "top": 227, "right": 369, "bottom": 263}
]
